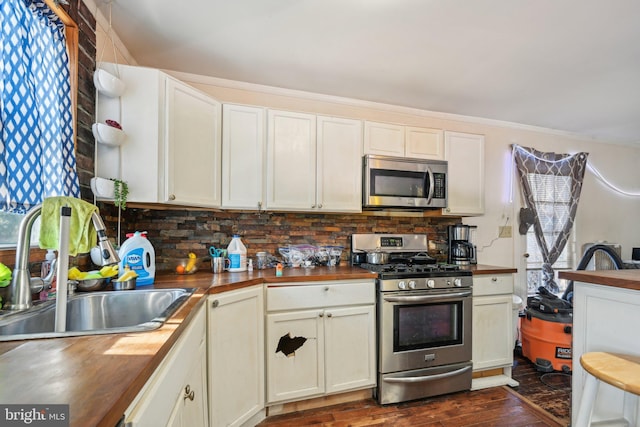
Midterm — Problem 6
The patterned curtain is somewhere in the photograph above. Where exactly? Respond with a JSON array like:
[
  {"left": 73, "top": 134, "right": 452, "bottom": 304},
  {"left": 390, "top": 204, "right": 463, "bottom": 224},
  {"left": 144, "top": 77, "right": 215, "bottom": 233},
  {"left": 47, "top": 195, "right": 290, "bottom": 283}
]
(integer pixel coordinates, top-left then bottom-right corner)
[
  {"left": 513, "top": 145, "right": 588, "bottom": 293},
  {"left": 0, "top": 0, "right": 80, "bottom": 214}
]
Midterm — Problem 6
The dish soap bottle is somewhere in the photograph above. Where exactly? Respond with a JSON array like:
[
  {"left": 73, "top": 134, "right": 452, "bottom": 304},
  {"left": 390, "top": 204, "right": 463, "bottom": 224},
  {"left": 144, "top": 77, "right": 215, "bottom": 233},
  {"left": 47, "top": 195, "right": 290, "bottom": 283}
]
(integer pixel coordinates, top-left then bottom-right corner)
[
  {"left": 118, "top": 231, "right": 156, "bottom": 285},
  {"left": 227, "top": 235, "right": 247, "bottom": 272}
]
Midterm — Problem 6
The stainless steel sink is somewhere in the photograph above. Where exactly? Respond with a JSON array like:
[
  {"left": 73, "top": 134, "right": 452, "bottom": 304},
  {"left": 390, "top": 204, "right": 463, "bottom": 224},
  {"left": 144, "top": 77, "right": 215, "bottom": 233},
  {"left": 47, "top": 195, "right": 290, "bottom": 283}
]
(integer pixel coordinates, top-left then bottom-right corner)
[{"left": 0, "top": 288, "right": 196, "bottom": 341}]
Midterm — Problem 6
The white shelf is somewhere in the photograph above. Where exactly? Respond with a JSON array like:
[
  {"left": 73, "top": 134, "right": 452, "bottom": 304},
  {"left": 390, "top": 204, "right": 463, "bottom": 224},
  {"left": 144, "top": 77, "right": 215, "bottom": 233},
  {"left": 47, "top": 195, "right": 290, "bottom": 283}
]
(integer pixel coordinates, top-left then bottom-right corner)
[
  {"left": 93, "top": 68, "right": 125, "bottom": 97},
  {"left": 92, "top": 122, "right": 126, "bottom": 146},
  {"left": 90, "top": 176, "right": 115, "bottom": 200}
]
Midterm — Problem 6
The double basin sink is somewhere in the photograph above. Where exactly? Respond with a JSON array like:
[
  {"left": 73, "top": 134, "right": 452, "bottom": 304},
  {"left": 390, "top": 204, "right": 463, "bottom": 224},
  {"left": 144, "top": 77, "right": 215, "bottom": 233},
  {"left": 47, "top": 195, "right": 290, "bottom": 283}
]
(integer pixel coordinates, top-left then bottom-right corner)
[{"left": 0, "top": 288, "right": 196, "bottom": 341}]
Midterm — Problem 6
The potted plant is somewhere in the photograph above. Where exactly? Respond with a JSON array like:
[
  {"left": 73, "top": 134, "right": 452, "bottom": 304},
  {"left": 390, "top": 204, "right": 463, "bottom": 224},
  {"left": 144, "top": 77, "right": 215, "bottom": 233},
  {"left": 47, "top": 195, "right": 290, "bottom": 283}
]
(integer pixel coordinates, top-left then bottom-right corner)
[{"left": 112, "top": 178, "right": 128, "bottom": 210}]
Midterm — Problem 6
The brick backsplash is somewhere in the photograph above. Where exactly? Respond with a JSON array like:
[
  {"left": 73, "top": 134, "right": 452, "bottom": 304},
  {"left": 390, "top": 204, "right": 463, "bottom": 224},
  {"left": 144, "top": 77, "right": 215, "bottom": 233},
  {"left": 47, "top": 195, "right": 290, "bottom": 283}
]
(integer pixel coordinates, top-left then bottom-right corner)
[{"left": 100, "top": 204, "right": 461, "bottom": 272}]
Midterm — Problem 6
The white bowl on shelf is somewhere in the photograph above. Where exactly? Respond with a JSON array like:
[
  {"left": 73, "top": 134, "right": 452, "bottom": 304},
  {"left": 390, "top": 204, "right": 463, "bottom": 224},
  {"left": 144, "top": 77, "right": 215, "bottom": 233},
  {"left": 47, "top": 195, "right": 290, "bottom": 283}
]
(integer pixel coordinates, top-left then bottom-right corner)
[
  {"left": 93, "top": 68, "right": 125, "bottom": 97},
  {"left": 92, "top": 122, "right": 125, "bottom": 146},
  {"left": 90, "top": 177, "right": 115, "bottom": 199}
]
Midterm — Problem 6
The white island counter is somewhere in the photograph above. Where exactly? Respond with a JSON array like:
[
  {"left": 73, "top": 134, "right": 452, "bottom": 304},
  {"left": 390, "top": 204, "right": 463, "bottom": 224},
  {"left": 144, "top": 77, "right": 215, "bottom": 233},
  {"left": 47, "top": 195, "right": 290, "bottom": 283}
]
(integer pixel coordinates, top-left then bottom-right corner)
[{"left": 558, "top": 269, "right": 640, "bottom": 425}]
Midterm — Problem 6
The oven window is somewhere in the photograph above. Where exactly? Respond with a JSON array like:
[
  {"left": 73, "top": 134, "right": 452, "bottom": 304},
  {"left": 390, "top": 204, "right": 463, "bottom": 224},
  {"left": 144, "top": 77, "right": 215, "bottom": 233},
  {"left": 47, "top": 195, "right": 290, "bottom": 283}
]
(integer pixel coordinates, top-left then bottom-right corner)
[
  {"left": 394, "top": 302, "right": 462, "bottom": 351},
  {"left": 371, "top": 169, "right": 427, "bottom": 198}
]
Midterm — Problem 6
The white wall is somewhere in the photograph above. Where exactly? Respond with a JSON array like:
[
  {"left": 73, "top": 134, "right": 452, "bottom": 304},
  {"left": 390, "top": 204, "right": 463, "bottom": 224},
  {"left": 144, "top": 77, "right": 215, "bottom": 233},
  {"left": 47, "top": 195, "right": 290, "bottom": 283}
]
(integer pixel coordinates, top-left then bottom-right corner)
[{"left": 93, "top": 6, "right": 640, "bottom": 299}]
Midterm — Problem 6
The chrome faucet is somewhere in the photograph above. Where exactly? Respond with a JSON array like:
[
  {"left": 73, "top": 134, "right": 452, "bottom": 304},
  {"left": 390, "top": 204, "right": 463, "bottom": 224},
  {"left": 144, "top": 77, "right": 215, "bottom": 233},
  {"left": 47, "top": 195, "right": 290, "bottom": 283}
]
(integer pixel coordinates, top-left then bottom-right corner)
[{"left": 5, "top": 204, "right": 120, "bottom": 311}]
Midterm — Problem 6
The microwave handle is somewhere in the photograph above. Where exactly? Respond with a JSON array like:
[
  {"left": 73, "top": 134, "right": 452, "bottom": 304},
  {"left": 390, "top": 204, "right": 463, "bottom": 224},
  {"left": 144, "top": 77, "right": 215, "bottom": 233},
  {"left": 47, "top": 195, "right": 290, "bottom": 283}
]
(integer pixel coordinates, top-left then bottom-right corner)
[{"left": 425, "top": 166, "right": 434, "bottom": 204}]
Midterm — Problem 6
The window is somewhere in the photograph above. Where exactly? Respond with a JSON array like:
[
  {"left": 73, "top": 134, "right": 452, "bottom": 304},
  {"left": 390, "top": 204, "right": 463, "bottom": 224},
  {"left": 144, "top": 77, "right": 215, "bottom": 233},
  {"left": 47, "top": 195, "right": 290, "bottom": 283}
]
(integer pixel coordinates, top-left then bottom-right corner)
[
  {"left": 521, "top": 171, "right": 575, "bottom": 297},
  {"left": 0, "top": 0, "right": 78, "bottom": 249}
]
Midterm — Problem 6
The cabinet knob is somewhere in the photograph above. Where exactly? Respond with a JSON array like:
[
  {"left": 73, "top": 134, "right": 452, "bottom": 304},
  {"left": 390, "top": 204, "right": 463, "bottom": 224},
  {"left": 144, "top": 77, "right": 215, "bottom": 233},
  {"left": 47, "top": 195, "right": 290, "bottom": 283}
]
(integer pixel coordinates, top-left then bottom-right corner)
[
  {"left": 319, "top": 312, "right": 324, "bottom": 317},
  {"left": 211, "top": 299, "right": 219, "bottom": 308},
  {"left": 327, "top": 312, "right": 332, "bottom": 318},
  {"left": 311, "top": 204, "right": 317, "bottom": 208},
  {"left": 318, "top": 204, "right": 323, "bottom": 209},
  {"left": 491, "top": 277, "right": 498, "bottom": 282},
  {"left": 169, "top": 194, "right": 176, "bottom": 201},
  {"left": 184, "top": 385, "right": 195, "bottom": 401},
  {"left": 324, "top": 287, "right": 329, "bottom": 291}
]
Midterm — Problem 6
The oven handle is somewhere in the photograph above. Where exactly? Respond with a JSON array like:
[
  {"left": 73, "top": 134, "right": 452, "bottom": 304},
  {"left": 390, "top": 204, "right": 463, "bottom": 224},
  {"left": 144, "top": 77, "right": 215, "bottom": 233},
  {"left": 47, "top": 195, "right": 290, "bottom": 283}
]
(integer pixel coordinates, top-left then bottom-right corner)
[
  {"left": 384, "top": 365, "right": 472, "bottom": 384},
  {"left": 383, "top": 291, "right": 471, "bottom": 303}
]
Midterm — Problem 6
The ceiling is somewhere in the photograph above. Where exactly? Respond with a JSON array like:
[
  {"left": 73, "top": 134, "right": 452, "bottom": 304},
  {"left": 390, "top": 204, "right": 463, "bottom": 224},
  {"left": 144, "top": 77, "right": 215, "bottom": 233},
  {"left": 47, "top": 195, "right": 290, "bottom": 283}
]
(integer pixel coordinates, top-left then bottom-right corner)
[{"left": 102, "top": 0, "right": 640, "bottom": 145}]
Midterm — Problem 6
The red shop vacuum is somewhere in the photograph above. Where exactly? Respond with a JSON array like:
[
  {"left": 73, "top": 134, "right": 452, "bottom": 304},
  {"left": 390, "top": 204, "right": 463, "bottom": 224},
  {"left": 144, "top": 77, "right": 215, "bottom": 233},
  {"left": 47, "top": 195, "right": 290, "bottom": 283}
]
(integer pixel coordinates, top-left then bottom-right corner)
[{"left": 520, "top": 244, "right": 625, "bottom": 373}]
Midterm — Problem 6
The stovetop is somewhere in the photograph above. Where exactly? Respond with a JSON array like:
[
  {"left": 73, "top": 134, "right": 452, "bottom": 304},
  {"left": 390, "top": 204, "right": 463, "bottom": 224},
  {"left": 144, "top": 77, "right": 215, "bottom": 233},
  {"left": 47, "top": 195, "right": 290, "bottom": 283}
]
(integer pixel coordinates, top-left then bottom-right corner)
[{"left": 358, "top": 262, "right": 472, "bottom": 280}]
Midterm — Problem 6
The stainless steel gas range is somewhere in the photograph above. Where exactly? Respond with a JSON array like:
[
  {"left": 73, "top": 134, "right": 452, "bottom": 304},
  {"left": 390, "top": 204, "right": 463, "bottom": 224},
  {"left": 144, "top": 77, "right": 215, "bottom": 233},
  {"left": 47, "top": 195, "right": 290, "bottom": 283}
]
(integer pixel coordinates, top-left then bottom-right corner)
[{"left": 351, "top": 233, "right": 473, "bottom": 405}]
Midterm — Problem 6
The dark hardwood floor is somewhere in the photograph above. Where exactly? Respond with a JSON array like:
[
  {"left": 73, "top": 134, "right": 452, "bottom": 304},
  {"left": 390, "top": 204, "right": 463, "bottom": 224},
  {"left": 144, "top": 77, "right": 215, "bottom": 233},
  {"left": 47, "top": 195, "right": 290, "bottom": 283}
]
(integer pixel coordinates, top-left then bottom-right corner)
[{"left": 258, "top": 353, "right": 571, "bottom": 427}]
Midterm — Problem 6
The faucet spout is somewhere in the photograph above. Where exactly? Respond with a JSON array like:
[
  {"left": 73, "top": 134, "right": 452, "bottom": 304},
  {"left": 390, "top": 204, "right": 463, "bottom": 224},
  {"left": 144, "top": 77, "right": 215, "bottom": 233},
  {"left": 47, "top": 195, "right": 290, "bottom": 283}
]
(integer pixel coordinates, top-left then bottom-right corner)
[
  {"left": 5, "top": 203, "right": 120, "bottom": 312},
  {"left": 6, "top": 205, "right": 43, "bottom": 311}
]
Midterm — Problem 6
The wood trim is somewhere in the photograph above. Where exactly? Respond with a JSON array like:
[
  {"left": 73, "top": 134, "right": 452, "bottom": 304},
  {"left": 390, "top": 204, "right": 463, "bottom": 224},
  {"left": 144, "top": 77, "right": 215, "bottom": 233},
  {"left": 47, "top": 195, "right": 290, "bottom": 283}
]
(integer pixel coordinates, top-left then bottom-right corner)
[{"left": 44, "top": 0, "right": 79, "bottom": 153}]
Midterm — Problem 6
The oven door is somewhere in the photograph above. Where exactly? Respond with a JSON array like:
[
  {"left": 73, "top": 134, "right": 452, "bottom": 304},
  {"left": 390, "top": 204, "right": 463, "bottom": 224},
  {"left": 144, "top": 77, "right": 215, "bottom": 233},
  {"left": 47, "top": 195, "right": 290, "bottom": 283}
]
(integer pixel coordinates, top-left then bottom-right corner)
[
  {"left": 378, "top": 288, "right": 472, "bottom": 374},
  {"left": 363, "top": 155, "right": 447, "bottom": 209}
]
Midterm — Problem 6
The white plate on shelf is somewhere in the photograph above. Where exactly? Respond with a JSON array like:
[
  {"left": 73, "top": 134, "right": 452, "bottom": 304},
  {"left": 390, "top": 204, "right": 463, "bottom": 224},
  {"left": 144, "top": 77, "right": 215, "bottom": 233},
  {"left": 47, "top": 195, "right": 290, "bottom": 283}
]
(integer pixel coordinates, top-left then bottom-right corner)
[
  {"left": 93, "top": 68, "right": 125, "bottom": 97},
  {"left": 92, "top": 122, "right": 125, "bottom": 146}
]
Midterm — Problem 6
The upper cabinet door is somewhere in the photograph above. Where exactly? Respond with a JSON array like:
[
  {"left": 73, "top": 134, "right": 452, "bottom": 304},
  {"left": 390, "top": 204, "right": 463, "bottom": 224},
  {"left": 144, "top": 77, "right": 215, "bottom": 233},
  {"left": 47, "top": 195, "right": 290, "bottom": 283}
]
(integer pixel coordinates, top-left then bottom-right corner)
[
  {"left": 221, "top": 104, "right": 266, "bottom": 210},
  {"left": 316, "top": 116, "right": 363, "bottom": 212},
  {"left": 266, "top": 110, "right": 317, "bottom": 210},
  {"left": 165, "top": 77, "right": 222, "bottom": 207},
  {"left": 405, "top": 126, "right": 444, "bottom": 160},
  {"left": 443, "top": 131, "right": 485, "bottom": 216},
  {"left": 363, "top": 121, "right": 404, "bottom": 157}
]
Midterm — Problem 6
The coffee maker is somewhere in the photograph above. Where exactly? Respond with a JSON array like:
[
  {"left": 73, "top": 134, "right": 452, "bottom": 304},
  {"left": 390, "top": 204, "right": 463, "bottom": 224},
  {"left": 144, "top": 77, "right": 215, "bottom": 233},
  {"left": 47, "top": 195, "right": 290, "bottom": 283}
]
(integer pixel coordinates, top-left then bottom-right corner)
[{"left": 448, "top": 224, "right": 477, "bottom": 265}]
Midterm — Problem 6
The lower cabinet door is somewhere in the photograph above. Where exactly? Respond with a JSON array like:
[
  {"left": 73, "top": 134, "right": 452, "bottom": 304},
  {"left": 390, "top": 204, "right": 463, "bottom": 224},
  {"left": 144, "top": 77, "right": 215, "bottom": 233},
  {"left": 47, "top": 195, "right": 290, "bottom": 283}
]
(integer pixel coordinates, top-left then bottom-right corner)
[
  {"left": 208, "top": 287, "right": 264, "bottom": 427},
  {"left": 266, "top": 309, "right": 325, "bottom": 403},
  {"left": 167, "top": 339, "right": 208, "bottom": 427},
  {"left": 472, "top": 294, "right": 513, "bottom": 370},
  {"left": 324, "top": 305, "right": 376, "bottom": 393}
]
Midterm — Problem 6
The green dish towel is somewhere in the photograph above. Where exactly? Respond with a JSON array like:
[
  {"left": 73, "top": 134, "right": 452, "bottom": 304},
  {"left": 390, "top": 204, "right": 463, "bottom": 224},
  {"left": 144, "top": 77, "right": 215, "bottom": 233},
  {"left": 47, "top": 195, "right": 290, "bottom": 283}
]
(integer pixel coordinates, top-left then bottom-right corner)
[{"left": 39, "top": 197, "right": 99, "bottom": 256}]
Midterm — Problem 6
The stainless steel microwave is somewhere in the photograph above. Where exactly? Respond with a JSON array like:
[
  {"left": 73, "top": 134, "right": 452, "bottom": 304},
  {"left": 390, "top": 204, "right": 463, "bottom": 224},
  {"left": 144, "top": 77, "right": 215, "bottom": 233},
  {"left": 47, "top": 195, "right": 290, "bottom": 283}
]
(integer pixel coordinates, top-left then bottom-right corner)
[{"left": 363, "top": 155, "right": 447, "bottom": 209}]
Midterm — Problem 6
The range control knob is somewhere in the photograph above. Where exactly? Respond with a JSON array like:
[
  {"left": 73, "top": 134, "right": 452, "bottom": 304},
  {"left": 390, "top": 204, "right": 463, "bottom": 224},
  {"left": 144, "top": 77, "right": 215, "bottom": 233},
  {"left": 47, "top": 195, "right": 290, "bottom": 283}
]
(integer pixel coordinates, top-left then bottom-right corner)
[
  {"left": 408, "top": 280, "right": 416, "bottom": 289},
  {"left": 427, "top": 279, "right": 435, "bottom": 289},
  {"left": 398, "top": 281, "right": 407, "bottom": 290},
  {"left": 454, "top": 278, "right": 463, "bottom": 287}
]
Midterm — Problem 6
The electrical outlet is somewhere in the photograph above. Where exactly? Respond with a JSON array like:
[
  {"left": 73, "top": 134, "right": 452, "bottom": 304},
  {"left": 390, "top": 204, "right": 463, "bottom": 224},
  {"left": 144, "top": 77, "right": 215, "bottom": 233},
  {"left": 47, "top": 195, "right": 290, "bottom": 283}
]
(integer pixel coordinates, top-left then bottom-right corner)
[{"left": 499, "top": 226, "right": 512, "bottom": 238}]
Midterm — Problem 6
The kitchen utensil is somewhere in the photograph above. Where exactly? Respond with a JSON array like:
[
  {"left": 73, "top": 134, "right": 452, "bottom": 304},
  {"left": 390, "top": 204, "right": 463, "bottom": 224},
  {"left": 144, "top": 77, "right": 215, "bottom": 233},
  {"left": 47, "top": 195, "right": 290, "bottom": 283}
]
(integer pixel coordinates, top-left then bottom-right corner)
[
  {"left": 366, "top": 250, "right": 389, "bottom": 264},
  {"left": 211, "top": 257, "right": 230, "bottom": 274},
  {"left": 209, "top": 246, "right": 224, "bottom": 258},
  {"left": 74, "top": 277, "right": 109, "bottom": 292},
  {"left": 112, "top": 277, "right": 136, "bottom": 291}
]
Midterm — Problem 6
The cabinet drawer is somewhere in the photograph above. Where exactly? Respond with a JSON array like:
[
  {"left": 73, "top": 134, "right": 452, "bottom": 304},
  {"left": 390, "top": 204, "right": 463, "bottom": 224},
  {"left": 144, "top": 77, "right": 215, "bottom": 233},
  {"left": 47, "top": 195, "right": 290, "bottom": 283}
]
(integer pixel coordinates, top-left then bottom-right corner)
[
  {"left": 473, "top": 274, "right": 514, "bottom": 296},
  {"left": 267, "top": 280, "right": 375, "bottom": 311}
]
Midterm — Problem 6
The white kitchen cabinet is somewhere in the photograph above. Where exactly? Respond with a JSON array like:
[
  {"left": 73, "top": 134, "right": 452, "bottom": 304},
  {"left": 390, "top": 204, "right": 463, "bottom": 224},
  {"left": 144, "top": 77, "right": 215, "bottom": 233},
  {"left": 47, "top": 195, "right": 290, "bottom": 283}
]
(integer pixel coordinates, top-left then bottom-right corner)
[
  {"left": 364, "top": 121, "right": 444, "bottom": 160},
  {"left": 266, "top": 110, "right": 362, "bottom": 212},
  {"left": 316, "top": 116, "right": 363, "bottom": 212},
  {"left": 442, "top": 131, "right": 485, "bottom": 216},
  {"left": 125, "top": 304, "right": 208, "bottom": 427},
  {"left": 95, "top": 63, "right": 222, "bottom": 208},
  {"left": 471, "top": 274, "right": 518, "bottom": 390},
  {"left": 221, "top": 104, "right": 266, "bottom": 210},
  {"left": 266, "top": 280, "right": 376, "bottom": 404},
  {"left": 208, "top": 286, "right": 265, "bottom": 427}
]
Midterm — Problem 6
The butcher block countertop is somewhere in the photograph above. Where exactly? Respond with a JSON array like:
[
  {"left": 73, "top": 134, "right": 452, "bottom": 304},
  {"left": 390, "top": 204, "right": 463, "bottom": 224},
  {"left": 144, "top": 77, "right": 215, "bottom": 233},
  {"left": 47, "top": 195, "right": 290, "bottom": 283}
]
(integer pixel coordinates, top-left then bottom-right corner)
[
  {"left": 559, "top": 269, "right": 640, "bottom": 291},
  {"left": 0, "top": 264, "right": 516, "bottom": 427},
  {"left": 0, "top": 266, "right": 376, "bottom": 427},
  {"left": 465, "top": 264, "right": 517, "bottom": 275}
]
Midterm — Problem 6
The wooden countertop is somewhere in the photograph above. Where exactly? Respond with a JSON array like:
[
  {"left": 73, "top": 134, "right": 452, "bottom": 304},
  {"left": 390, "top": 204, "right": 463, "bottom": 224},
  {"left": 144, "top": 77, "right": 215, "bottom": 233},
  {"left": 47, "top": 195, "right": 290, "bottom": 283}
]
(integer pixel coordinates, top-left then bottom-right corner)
[
  {"left": 559, "top": 269, "right": 640, "bottom": 291},
  {"left": 0, "top": 266, "right": 377, "bottom": 427},
  {"left": 464, "top": 264, "right": 517, "bottom": 275},
  {"left": 0, "top": 264, "right": 518, "bottom": 426}
]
